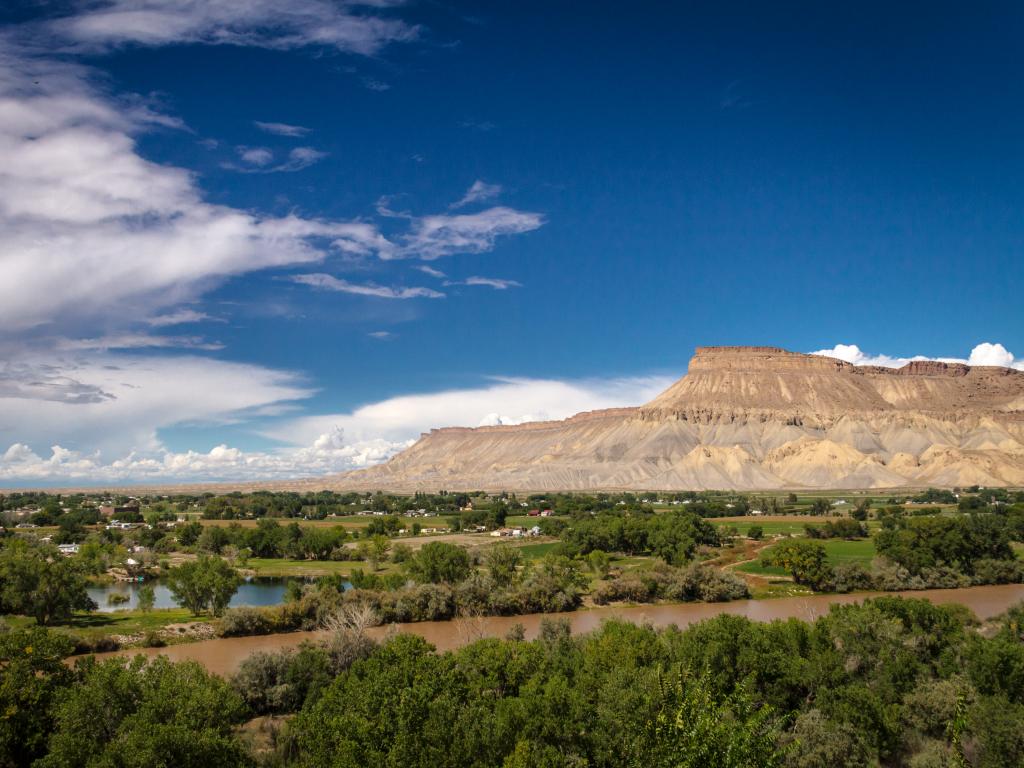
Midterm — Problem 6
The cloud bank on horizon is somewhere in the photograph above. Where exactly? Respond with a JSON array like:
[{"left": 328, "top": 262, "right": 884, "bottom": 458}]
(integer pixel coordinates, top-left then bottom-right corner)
[
  {"left": 812, "top": 342, "right": 1024, "bottom": 371},
  {"left": 0, "top": 374, "right": 672, "bottom": 483}
]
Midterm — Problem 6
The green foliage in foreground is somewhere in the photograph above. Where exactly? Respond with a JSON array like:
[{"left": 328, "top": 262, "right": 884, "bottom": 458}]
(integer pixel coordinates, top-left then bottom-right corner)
[{"left": 4, "top": 597, "right": 1024, "bottom": 767}]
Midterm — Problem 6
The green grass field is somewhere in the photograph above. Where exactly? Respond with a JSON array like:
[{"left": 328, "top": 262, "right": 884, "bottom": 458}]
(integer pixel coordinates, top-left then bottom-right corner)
[
  {"left": 735, "top": 536, "right": 877, "bottom": 577},
  {"left": 709, "top": 519, "right": 818, "bottom": 536},
  {"left": 245, "top": 557, "right": 359, "bottom": 577},
  {"left": 504, "top": 514, "right": 541, "bottom": 528},
  {"left": 513, "top": 541, "right": 560, "bottom": 560}
]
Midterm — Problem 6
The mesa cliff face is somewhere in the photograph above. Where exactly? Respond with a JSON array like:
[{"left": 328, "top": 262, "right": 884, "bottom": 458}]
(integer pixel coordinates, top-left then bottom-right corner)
[{"left": 333, "top": 346, "right": 1024, "bottom": 491}]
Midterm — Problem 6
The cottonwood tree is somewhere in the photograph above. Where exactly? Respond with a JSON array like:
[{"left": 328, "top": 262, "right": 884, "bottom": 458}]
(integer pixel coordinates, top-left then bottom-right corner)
[
  {"left": 165, "top": 555, "right": 241, "bottom": 616},
  {"left": 0, "top": 539, "right": 96, "bottom": 625}
]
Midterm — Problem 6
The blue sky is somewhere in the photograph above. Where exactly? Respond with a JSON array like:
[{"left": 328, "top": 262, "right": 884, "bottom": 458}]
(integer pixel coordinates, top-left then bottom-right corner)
[{"left": 1, "top": 1, "right": 1022, "bottom": 484}]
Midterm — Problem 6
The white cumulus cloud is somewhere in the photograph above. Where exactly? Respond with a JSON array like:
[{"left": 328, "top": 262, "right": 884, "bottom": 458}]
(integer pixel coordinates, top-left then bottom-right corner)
[{"left": 811, "top": 342, "right": 1024, "bottom": 371}]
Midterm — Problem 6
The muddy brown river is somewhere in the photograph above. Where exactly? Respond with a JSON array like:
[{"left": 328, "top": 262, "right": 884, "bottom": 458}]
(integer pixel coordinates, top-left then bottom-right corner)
[{"left": 89, "top": 584, "right": 1024, "bottom": 677}]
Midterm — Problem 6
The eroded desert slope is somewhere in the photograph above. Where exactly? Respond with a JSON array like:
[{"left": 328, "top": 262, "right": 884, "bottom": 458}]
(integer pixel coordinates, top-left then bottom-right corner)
[{"left": 331, "top": 346, "right": 1024, "bottom": 491}]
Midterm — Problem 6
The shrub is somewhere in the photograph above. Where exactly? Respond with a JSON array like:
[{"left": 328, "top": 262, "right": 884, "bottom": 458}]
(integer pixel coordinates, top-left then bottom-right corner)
[
  {"left": 971, "top": 558, "right": 1024, "bottom": 586},
  {"left": 218, "top": 606, "right": 276, "bottom": 637},
  {"left": 831, "top": 563, "right": 875, "bottom": 594},
  {"left": 870, "top": 558, "right": 927, "bottom": 591},
  {"left": 141, "top": 631, "right": 165, "bottom": 648}
]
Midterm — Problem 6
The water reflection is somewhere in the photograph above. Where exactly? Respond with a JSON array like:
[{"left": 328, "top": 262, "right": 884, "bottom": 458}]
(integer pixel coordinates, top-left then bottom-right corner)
[{"left": 86, "top": 577, "right": 294, "bottom": 613}]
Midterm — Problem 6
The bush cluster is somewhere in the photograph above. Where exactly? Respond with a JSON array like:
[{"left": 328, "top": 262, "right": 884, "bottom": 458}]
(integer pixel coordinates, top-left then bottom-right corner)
[{"left": 591, "top": 563, "right": 749, "bottom": 605}]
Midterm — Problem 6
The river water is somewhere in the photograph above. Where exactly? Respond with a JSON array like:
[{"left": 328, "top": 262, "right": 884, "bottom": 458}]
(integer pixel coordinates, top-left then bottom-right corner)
[{"left": 88, "top": 583, "right": 1024, "bottom": 677}]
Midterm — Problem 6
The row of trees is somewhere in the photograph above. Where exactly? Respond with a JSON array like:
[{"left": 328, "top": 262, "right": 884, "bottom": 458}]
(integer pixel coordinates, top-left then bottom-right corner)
[
  {"left": 558, "top": 510, "right": 720, "bottom": 565},
  {"left": 178, "top": 518, "right": 349, "bottom": 560}
]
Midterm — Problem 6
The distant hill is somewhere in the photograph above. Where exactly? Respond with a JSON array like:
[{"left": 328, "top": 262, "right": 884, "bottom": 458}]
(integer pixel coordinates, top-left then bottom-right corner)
[{"left": 330, "top": 346, "right": 1024, "bottom": 491}]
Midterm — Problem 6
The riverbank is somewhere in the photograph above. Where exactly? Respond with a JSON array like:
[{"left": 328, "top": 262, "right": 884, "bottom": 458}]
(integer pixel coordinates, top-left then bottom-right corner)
[{"left": 84, "top": 582, "right": 1024, "bottom": 677}]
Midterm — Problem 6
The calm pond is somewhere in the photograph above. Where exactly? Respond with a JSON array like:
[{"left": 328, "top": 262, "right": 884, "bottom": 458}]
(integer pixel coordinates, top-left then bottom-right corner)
[
  {"left": 87, "top": 577, "right": 294, "bottom": 613},
  {"left": 91, "top": 583, "right": 1024, "bottom": 677}
]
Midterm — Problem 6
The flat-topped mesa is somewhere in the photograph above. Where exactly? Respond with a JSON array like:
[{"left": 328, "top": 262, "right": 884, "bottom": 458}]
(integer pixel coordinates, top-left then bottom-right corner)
[
  {"left": 640, "top": 347, "right": 888, "bottom": 420},
  {"left": 687, "top": 346, "right": 856, "bottom": 374},
  {"left": 640, "top": 346, "right": 1024, "bottom": 421}
]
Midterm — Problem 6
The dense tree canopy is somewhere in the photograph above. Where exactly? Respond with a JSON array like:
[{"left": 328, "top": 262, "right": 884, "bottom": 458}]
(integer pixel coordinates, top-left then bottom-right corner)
[
  {"left": 404, "top": 542, "right": 472, "bottom": 584},
  {"left": 876, "top": 515, "right": 1016, "bottom": 575}
]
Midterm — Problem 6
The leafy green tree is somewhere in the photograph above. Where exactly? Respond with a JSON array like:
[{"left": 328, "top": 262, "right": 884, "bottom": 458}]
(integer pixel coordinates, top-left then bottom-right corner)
[
  {"left": 165, "top": 556, "right": 241, "bottom": 616},
  {"left": 299, "top": 526, "right": 347, "bottom": 560},
  {"left": 746, "top": 525, "right": 764, "bottom": 541},
  {"left": 851, "top": 498, "right": 871, "bottom": 521},
  {"left": 0, "top": 539, "right": 96, "bottom": 624},
  {"left": 0, "top": 627, "right": 74, "bottom": 766},
  {"left": 484, "top": 545, "right": 522, "bottom": 587},
  {"left": 762, "top": 540, "right": 833, "bottom": 590},
  {"left": 137, "top": 583, "right": 156, "bottom": 613},
  {"left": 37, "top": 656, "right": 252, "bottom": 768},
  {"left": 369, "top": 535, "right": 391, "bottom": 571},
  {"left": 405, "top": 542, "right": 472, "bottom": 584},
  {"left": 632, "top": 669, "right": 783, "bottom": 767},
  {"left": 391, "top": 543, "right": 413, "bottom": 564},
  {"left": 587, "top": 549, "right": 611, "bottom": 577},
  {"left": 197, "top": 524, "right": 231, "bottom": 554},
  {"left": 809, "top": 498, "right": 832, "bottom": 516},
  {"left": 876, "top": 515, "right": 1015, "bottom": 575},
  {"left": 176, "top": 521, "right": 203, "bottom": 547}
]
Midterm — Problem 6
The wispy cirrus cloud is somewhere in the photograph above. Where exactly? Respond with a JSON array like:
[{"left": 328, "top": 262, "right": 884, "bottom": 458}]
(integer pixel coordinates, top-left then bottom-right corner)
[
  {"left": 290, "top": 273, "right": 444, "bottom": 299},
  {"left": 361, "top": 77, "right": 391, "bottom": 92},
  {"left": 254, "top": 120, "right": 310, "bottom": 137},
  {"left": 415, "top": 264, "right": 446, "bottom": 278},
  {"left": 55, "top": 334, "right": 225, "bottom": 352},
  {"left": 388, "top": 207, "right": 544, "bottom": 261},
  {"left": 450, "top": 179, "right": 502, "bottom": 209},
  {"left": 236, "top": 146, "right": 274, "bottom": 166},
  {"left": 44, "top": 0, "right": 419, "bottom": 56},
  {"left": 224, "top": 145, "right": 328, "bottom": 173},
  {"left": 446, "top": 276, "right": 522, "bottom": 290},
  {"left": 145, "top": 309, "right": 220, "bottom": 327}
]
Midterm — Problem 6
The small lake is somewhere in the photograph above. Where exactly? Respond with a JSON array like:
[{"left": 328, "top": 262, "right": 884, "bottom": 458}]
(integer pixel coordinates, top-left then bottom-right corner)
[{"left": 87, "top": 577, "right": 294, "bottom": 613}]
